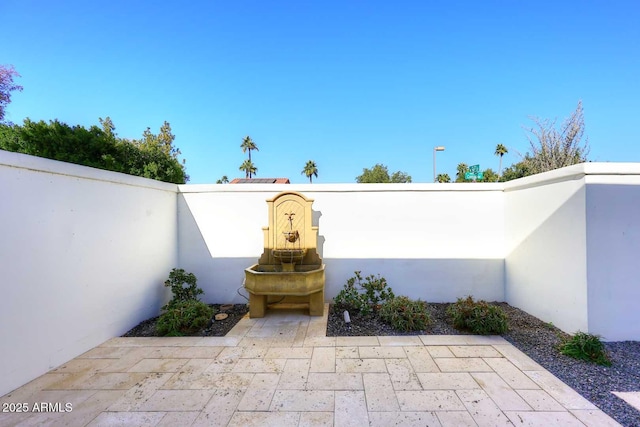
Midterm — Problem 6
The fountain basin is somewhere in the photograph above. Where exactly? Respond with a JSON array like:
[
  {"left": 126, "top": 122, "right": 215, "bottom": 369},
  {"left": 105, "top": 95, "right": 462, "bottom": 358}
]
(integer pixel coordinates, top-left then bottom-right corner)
[{"left": 244, "top": 264, "right": 325, "bottom": 317}]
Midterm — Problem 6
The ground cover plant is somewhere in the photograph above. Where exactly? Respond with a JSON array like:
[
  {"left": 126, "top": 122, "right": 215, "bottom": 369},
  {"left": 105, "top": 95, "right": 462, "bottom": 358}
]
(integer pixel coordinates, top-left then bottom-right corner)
[
  {"left": 333, "top": 271, "right": 436, "bottom": 332},
  {"left": 379, "top": 296, "right": 431, "bottom": 332},
  {"left": 559, "top": 331, "right": 612, "bottom": 366},
  {"left": 333, "top": 271, "right": 395, "bottom": 315},
  {"left": 446, "top": 295, "right": 509, "bottom": 335}
]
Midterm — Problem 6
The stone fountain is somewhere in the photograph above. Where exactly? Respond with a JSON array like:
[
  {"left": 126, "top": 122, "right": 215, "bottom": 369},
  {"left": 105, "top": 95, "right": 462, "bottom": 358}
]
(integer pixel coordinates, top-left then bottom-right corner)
[{"left": 244, "top": 191, "right": 325, "bottom": 318}]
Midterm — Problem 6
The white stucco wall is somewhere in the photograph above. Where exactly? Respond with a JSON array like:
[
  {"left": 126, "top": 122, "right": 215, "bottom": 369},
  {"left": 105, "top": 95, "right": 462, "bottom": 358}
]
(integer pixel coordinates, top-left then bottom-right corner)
[
  {"left": 178, "top": 184, "right": 506, "bottom": 304},
  {"left": 503, "top": 163, "right": 640, "bottom": 340},
  {"left": 585, "top": 170, "right": 640, "bottom": 341},
  {"left": 0, "top": 150, "right": 178, "bottom": 396},
  {"left": 504, "top": 166, "right": 589, "bottom": 334}
]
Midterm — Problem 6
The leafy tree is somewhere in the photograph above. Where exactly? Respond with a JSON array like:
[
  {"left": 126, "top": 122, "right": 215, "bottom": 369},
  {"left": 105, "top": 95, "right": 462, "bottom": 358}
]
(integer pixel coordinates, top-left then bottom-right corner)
[
  {"left": 436, "top": 173, "right": 451, "bottom": 183},
  {"left": 390, "top": 171, "right": 412, "bottom": 183},
  {"left": 455, "top": 163, "right": 469, "bottom": 182},
  {"left": 0, "top": 122, "right": 24, "bottom": 151},
  {"left": 524, "top": 101, "right": 589, "bottom": 173},
  {"left": 480, "top": 168, "right": 499, "bottom": 182},
  {"left": 356, "top": 164, "right": 411, "bottom": 183},
  {"left": 0, "top": 64, "right": 23, "bottom": 123},
  {"left": 99, "top": 116, "right": 116, "bottom": 140},
  {"left": 130, "top": 121, "right": 187, "bottom": 183},
  {"left": 239, "top": 159, "right": 257, "bottom": 178},
  {"left": 0, "top": 118, "right": 188, "bottom": 184},
  {"left": 500, "top": 157, "right": 533, "bottom": 182},
  {"left": 216, "top": 175, "right": 229, "bottom": 184},
  {"left": 301, "top": 160, "right": 318, "bottom": 183},
  {"left": 240, "top": 135, "right": 258, "bottom": 162},
  {"left": 494, "top": 144, "right": 508, "bottom": 177}
]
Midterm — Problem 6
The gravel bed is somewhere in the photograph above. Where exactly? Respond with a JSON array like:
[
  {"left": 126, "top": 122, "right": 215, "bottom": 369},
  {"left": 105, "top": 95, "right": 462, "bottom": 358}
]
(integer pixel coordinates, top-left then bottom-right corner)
[
  {"left": 122, "top": 304, "right": 249, "bottom": 337},
  {"left": 328, "top": 302, "right": 640, "bottom": 427},
  {"left": 125, "top": 301, "right": 640, "bottom": 426}
]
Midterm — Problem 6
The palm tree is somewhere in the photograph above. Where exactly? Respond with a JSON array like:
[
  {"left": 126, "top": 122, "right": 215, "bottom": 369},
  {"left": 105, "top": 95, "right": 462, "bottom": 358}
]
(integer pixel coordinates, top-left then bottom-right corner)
[
  {"left": 455, "top": 163, "right": 468, "bottom": 182},
  {"left": 240, "top": 136, "right": 258, "bottom": 162},
  {"left": 216, "top": 175, "right": 229, "bottom": 184},
  {"left": 436, "top": 173, "right": 451, "bottom": 183},
  {"left": 495, "top": 144, "right": 508, "bottom": 177},
  {"left": 301, "top": 160, "right": 318, "bottom": 183},
  {"left": 239, "top": 160, "right": 257, "bottom": 178}
]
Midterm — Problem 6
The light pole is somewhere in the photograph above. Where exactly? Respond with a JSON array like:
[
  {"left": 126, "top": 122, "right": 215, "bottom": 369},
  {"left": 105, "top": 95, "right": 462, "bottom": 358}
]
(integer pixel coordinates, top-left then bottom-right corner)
[{"left": 433, "top": 146, "right": 445, "bottom": 182}]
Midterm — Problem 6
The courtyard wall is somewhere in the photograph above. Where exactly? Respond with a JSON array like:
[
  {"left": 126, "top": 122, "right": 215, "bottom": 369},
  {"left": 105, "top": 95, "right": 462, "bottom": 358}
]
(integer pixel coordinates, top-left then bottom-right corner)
[
  {"left": 0, "top": 150, "right": 178, "bottom": 397},
  {"left": 503, "top": 163, "right": 640, "bottom": 341}
]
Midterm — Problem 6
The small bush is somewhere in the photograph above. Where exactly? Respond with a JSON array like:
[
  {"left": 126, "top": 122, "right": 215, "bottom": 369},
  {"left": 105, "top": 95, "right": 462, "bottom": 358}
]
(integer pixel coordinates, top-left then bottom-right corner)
[
  {"left": 157, "top": 268, "right": 213, "bottom": 336},
  {"left": 446, "top": 296, "right": 508, "bottom": 335},
  {"left": 333, "top": 271, "right": 395, "bottom": 315},
  {"left": 559, "top": 332, "right": 611, "bottom": 366},
  {"left": 163, "top": 268, "right": 203, "bottom": 307},
  {"left": 380, "top": 296, "right": 431, "bottom": 332},
  {"left": 157, "top": 300, "right": 214, "bottom": 336}
]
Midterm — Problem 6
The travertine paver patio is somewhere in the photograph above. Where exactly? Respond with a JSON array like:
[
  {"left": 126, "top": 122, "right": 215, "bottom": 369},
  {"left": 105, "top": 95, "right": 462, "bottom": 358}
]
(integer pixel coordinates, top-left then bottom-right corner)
[{"left": 0, "top": 305, "right": 621, "bottom": 426}]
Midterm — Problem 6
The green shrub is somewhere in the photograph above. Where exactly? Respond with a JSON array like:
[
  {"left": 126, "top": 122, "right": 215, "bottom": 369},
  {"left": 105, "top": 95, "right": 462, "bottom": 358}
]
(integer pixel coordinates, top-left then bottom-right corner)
[
  {"left": 157, "top": 268, "right": 213, "bottom": 336},
  {"left": 157, "top": 300, "right": 214, "bottom": 336},
  {"left": 380, "top": 296, "right": 431, "bottom": 332},
  {"left": 559, "top": 332, "right": 611, "bottom": 366},
  {"left": 333, "top": 271, "right": 395, "bottom": 315},
  {"left": 163, "top": 268, "right": 203, "bottom": 308},
  {"left": 446, "top": 296, "right": 508, "bottom": 335}
]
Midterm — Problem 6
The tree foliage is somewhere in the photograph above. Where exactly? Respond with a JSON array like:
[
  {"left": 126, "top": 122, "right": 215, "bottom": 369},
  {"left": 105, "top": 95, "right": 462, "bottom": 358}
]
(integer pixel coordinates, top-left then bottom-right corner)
[
  {"left": 302, "top": 160, "right": 318, "bottom": 183},
  {"left": 523, "top": 101, "right": 589, "bottom": 174},
  {"left": 500, "top": 157, "right": 533, "bottom": 182},
  {"left": 479, "top": 168, "right": 499, "bottom": 182},
  {"left": 455, "top": 163, "right": 468, "bottom": 183},
  {"left": 436, "top": 173, "right": 451, "bottom": 183},
  {"left": 356, "top": 164, "right": 411, "bottom": 183},
  {"left": 0, "top": 64, "right": 23, "bottom": 123},
  {"left": 0, "top": 118, "right": 188, "bottom": 184},
  {"left": 240, "top": 135, "right": 258, "bottom": 161},
  {"left": 494, "top": 144, "right": 508, "bottom": 177},
  {"left": 239, "top": 159, "right": 257, "bottom": 178},
  {"left": 498, "top": 101, "right": 589, "bottom": 182}
]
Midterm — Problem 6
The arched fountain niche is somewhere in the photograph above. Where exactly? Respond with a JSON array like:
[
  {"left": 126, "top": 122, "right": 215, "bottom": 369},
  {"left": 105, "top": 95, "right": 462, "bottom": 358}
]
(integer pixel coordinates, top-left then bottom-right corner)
[{"left": 244, "top": 191, "right": 325, "bottom": 318}]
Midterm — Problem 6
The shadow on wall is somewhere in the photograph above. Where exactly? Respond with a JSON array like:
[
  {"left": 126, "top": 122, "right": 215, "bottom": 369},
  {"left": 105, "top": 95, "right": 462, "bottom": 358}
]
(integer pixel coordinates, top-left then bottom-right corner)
[
  {"left": 313, "top": 208, "right": 324, "bottom": 259},
  {"left": 178, "top": 256, "right": 505, "bottom": 305},
  {"left": 505, "top": 184, "right": 588, "bottom": 336}
]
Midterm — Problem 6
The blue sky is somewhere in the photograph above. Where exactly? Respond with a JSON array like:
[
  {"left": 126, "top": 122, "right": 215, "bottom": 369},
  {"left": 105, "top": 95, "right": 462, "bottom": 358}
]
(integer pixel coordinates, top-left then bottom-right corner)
[{"left": 3, "top": 1, "right": 639, "bottom": 183}]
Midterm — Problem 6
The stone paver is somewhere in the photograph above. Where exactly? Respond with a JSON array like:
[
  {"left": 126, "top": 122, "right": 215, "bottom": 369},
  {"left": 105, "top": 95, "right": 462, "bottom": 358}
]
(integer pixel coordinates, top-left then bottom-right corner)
[
  {"left": 612, "top": 391, "right": 640, "bottom": 412},
  {"left": 0, "top": 304, "right": 622, "bottom": 426}
]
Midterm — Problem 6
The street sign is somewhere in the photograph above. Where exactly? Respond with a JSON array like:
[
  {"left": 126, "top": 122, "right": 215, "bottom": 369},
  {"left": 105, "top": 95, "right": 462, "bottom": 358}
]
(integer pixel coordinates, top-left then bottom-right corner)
[
  {"left": 469, "top": 164, "right": 480, "bottom": 173},
  {"left": 465, "top": 171, "right": 484, "bottom": 180}
]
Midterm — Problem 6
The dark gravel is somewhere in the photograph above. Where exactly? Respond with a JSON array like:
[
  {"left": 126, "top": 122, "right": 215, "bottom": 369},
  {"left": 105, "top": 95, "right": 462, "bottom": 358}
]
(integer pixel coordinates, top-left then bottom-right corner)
[
  {"left": 122, "top": 304, "right": 249, "bottom": 337},
  {"left": 125, "top": 301, "right": 639, "bottom": 426}
]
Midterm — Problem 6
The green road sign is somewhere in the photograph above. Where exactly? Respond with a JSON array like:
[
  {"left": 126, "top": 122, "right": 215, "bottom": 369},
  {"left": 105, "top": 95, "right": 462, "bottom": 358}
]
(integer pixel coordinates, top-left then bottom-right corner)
[
  {"left": 465, "top": 171, "right": 484, "bottom": 180},
  {"left": 469, "top": 164, "right": 480, "bottom": 173}
]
